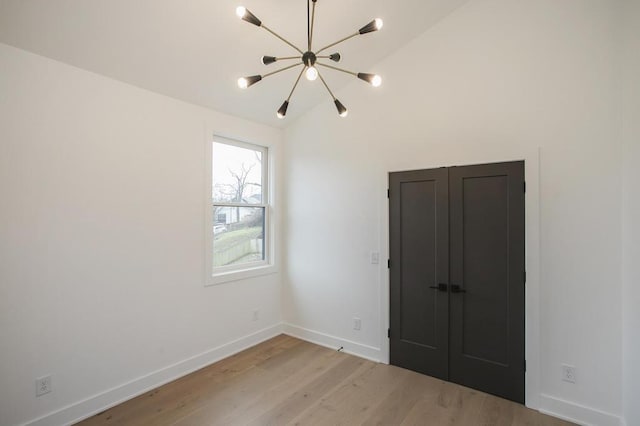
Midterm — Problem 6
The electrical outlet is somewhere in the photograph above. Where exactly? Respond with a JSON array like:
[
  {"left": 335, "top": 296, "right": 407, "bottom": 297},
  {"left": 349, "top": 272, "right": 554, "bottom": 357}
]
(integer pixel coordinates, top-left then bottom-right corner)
[
  {"left": 370, "top": 252, "right": 380, "bottom": 264},
  {"left": 353, "top": 317, "right": 362, "bottom": 331},
  {"left": 562, "top": 364, "right": 576, "bottom": 383},
  {"left": 36, "top": 375, "right": 52, "bottom": 397},
  {"left": 252, "top": 310, "right": 259, "bottom": 322}
]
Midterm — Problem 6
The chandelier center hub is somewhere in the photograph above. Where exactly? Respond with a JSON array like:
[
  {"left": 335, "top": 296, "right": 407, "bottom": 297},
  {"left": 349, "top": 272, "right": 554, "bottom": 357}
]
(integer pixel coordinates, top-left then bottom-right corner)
[{"left": 302, "top": 51, "right": 317, "bottom": 67}]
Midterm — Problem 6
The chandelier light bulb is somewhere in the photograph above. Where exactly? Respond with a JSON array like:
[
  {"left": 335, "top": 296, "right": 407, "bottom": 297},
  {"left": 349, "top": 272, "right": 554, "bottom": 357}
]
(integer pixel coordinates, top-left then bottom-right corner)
[
  {"left": 357, "top": 73, "right": 382, "bottom": 87},
  {"left": 305, "top": 66, "right": 318, "bottom": 81},
  {"left": 237, "top": 75, "right": 262, "bottom": 89},
  {"left": 277, "top": 100, "right": 289, "bottom": 119},
  {"left": 359, "top": 18, "right": 384, "bottom": 34},
  {"left": 236, "top": 6, "right": 261, "bottom": 26},
  {"left": 238, "top": 75, "right": 262, "bottom": 89},
  {"left": 334, "top": 99, "right": 348, "bottom": 118}
]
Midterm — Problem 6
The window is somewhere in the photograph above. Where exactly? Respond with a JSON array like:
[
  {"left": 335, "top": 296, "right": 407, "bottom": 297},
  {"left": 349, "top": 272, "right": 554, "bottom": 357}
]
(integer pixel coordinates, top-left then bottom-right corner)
[{"left": 207, "top": 136, "right": 272, "bottom": 283}]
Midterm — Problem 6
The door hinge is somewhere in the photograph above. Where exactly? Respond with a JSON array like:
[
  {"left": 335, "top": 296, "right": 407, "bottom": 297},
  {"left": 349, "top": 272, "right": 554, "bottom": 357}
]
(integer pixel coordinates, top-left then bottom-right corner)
[
  {"left": 388, "top": 328, "right": 391, "bottom": 338},
  {"left": 523, "top": 270, "right": 526, "bottom": 284},
  {"left": 523, "top": 181, "right": 526, "bottom": 193},
  {"left": 387, "top": 189, "right": 390, "bottom": 199},
  {"left": 524, "top": 360, "right": 527, "bottom": 372},
  {"left": 387, "top": 259, "right": 391, "bottom": 269}
]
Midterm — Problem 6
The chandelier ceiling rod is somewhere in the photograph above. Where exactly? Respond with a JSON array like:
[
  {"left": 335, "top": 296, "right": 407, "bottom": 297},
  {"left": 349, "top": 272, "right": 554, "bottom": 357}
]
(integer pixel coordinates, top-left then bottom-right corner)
[
  {"left": 235, "top": 0, "right": 383, "bottom": 119},
  {"left": 308, "top": 0, "right": 316, "bottom": 51}
]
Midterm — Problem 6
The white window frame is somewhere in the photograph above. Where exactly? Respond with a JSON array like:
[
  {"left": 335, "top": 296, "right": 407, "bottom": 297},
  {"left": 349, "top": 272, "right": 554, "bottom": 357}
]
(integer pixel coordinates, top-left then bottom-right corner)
[{"left": 205, "top": 135, "right": 277, "bottom": 285}]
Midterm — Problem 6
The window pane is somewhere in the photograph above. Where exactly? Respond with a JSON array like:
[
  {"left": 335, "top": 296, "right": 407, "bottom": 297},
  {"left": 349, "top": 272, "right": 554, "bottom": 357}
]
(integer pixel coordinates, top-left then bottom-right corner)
[
  {"left": 212, "top": 142, "right": 263, "bottom": 204},
  {"left": 213, "top": 206, "right": 265, "bottom": 267}
]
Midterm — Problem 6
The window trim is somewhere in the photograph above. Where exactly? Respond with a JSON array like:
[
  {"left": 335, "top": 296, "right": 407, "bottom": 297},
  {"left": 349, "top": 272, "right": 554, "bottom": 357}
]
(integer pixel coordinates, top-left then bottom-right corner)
[{"left": 205, "top": 135, "right": 277, "bottom": 286}]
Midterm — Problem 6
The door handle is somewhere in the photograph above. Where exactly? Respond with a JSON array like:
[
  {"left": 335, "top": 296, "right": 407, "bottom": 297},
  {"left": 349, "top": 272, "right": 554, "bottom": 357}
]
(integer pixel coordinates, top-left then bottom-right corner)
[
  {"left": 451, "top": 284, "right": 466, "bottom": 294},
  {"left": 429, "top": 283, "right": 448, "bottom": 292}
]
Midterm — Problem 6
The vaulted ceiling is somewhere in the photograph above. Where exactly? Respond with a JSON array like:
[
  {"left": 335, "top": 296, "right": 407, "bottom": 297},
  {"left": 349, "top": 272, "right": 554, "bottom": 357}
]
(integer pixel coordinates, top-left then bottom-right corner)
[{"left": 0, "top": 0, "right": 468, "bottom": 127}]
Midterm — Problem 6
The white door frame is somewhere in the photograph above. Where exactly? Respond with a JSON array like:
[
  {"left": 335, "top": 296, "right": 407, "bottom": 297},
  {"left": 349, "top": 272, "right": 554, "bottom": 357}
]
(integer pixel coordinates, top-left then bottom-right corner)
[{"left": 377, "top": 147, "right": 541, "bottom": 410}]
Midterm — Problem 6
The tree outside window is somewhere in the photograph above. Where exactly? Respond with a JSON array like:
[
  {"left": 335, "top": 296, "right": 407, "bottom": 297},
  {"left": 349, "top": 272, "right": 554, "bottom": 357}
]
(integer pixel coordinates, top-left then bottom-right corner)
[{"left": 212, "top": 139, "right": 268, "bottom": 269}]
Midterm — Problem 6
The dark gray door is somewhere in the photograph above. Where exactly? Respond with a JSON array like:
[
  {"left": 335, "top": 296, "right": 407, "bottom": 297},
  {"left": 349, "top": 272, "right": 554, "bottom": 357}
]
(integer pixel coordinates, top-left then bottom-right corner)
[
  {"left": 389, "top": 161, "right": 525, "bottom": 404},
  {"left": 389, "top": 168, "right": 449, "bottom": 380}
]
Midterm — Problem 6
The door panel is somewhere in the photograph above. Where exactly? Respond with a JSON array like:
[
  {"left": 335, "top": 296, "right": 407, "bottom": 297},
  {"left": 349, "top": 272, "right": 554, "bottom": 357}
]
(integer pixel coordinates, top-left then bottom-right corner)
[
  {"left": 449, "top": 162, "right": 525, "bottom": 403},
  {"left": 389, "top": 168, "right": 448, "bottom": 380},
  {"left": 400, "top": 180, "right": 438, "bottom": 346},
  {"left": 461, "top": 175, "right": 510, "bottom": 365}
]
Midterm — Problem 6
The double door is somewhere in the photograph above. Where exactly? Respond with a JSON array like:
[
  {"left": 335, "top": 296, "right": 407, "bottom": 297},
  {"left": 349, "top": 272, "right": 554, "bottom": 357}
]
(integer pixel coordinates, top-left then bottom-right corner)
[{"left": 389, "top": 161, "right": 525, "bottom": 403}]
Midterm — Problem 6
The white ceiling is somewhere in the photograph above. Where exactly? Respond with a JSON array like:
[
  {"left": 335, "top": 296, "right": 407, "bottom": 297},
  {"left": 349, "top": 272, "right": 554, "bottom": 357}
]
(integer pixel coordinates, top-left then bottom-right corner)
[{"left": 0, "top": 0, "right": 467, "bottom": 127}]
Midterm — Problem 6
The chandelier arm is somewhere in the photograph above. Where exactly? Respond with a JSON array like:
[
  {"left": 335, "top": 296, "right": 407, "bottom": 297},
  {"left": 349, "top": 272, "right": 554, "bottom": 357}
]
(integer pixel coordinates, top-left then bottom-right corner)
[
  {"left": 317, "top": 70, "right": 337, "bottom": 100},
  {"left": 309, "top": 0, "right": 317, "bottom": 51},
  {"left": 276, "top": 56, "right": 301, "bottom": 61},
  {"left": 316, "top": 32, "right": 358, "bottom": 55},
  {"left": 316, "top": 62, "right": 357, "bottom": 77},
  {"left": 263, "top": 62, "right": 304, "bottom": 78},
  {"left": 287, "top": 67, "right": 306, "bottom": 102},
  {"left": 261, "top": 25, "right": 304, "bottom": 54}
]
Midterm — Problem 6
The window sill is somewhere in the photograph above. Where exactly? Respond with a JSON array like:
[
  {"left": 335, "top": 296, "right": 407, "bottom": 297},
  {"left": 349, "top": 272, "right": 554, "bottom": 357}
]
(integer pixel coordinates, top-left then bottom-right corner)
[{"left": 206, "top": 264, "right": 278, "bottom": 286}]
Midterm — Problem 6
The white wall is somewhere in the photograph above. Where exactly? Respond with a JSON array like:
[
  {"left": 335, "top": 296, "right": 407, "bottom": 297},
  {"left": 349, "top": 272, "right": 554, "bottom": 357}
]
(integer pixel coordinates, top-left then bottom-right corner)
[
  {"left": 0, "top": 43, "right": 283, "bottom": 426},
  {"left": 620, "top": 1, "right": 640, "bottom": 426},
  {"left": 283, "top": 1, "right": 623, "bottom": 425}
]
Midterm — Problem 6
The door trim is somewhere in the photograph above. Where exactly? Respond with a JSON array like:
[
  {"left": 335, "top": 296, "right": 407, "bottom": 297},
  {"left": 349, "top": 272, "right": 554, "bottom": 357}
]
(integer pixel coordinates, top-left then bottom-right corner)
[{"left": 378, "top": 147, "right": 541, "bottom": 410}]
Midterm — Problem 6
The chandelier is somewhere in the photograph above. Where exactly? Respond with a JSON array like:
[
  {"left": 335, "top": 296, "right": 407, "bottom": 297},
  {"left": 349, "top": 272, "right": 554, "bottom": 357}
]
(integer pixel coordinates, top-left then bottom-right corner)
[{"left": 235, "top": 0, "right": 383, "bottom": 119}]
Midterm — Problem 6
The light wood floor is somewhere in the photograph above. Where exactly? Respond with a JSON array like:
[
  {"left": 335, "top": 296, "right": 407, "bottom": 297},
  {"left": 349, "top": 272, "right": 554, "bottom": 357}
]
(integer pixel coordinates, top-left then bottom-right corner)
[{"left": 77, "top": 335, "right": 573, "bottom": 426}]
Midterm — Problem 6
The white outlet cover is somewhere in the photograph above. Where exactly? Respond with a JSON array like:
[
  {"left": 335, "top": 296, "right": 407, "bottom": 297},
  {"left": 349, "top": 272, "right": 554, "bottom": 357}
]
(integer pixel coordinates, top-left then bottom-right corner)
[
  {"left": 370, "top": 252, "right": 380, "bottom": 265},
  {"left": 353, "top": 318, "right": 362, "bottom": 330},
  {"left": 36, "top": 375, "right": 52, "bottom": 396},
  {"left": 561, "top": 364, "right": 576, "bottom": 383}
]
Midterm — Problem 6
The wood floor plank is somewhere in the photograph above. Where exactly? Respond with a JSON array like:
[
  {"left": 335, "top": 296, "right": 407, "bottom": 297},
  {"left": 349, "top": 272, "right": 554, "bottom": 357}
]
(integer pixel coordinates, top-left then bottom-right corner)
[
  {"left": 247, "top": 354, "right": 369, "bottom": 426},
  {"left": 474, "top": 393, "right": 515, "bottom": 426},
  {"left": 400, "top": 377, "right": 463, "bottom": 425},
  {"left": 287, "top": 363, "right": 412, "bottom": 426},
  {"left": 139, "top": 336, "right": 303, "bottom": 425},
  {"left": 360, "top": 366, "right": 448, "bottom": 426},
  {"left": 172, "top": 342, "right": 337, "bottom": 425},
  {"left": 449, "top": 387, "right": 492, "bottom": 426},
  {"left": 215, "top": 345, "right": 346, "bottom": 425},
  {"left": 76, "top": 335, "right": 575, "bottom": 426}
]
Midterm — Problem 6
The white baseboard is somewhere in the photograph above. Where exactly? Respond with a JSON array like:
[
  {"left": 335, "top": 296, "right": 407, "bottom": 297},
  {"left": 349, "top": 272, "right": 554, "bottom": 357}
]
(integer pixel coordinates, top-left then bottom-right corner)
[
  {"left": 282, "top": 323, "right": 381, "bottom": 363},
  {"left": 23, "top": 324, "right": 284, "bottom": 426},
  {"left": 539, "top": 394, "right": 623, "bottom": 426}
]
